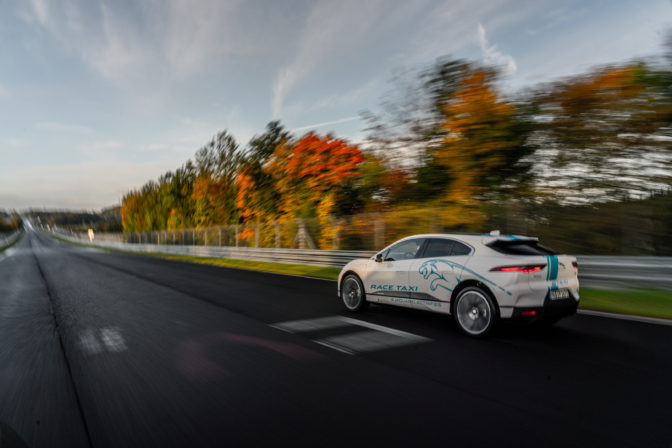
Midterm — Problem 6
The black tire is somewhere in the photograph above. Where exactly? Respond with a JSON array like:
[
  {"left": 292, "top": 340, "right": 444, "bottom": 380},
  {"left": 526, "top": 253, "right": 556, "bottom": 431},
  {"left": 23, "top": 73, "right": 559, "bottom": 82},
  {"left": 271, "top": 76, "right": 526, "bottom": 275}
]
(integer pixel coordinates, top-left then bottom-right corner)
[
  {"left": 453, "top": 286, "right": 497, "bottom": 337},
  {"left": 341, "top": 274, "right": 368, "bottom": 312}
]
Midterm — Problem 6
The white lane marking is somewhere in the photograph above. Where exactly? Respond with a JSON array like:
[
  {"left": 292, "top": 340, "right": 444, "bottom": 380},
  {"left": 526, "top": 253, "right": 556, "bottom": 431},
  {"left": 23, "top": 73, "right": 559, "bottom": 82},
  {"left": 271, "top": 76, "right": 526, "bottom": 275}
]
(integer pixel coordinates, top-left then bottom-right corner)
[
  {"left": 314, "top": 340, "right": 355, "bottom": 355},
  {"left": 320, "top": 329, "right": 430, "bottom": 353},
  {"left": 79, "top": 329, "right": 103, "bottom": 355},
  {"left": 100, "top": 327, "right": 127, "bottom": 351},
  {"left": 577, "top": 309, "right": 672, "bottom": 327},
  {"left": 79, "top": 327, "right": 127, "bottom": 355},
  {"left": 271, "top": 315, "right": 432, "bottom": 355},
  {"left": 271, "top": 316, "right": 351, "bottom": 333},
  {"left": 335, "top": 316, "right": 431, "bottom": 340}
]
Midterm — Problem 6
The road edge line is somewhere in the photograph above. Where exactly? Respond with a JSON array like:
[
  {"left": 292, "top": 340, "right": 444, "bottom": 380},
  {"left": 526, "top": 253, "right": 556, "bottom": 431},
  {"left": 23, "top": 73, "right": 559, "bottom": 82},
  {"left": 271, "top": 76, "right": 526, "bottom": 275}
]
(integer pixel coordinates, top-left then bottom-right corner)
[{"left": 577, "top": 309, "right": 672, "bottom": 326}]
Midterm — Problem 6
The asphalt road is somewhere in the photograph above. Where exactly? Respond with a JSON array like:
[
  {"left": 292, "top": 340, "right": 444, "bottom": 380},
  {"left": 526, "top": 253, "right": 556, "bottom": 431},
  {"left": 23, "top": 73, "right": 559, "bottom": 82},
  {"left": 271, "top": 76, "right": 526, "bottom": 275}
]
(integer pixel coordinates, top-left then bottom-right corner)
[{"left": 1, "top": 228, "right": 671, "bottom": 447}]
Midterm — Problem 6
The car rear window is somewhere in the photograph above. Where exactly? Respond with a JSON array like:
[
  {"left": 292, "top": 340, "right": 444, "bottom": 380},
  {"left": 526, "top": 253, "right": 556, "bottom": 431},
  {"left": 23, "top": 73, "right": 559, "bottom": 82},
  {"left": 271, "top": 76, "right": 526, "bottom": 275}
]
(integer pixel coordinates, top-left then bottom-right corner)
[
  {"left": 487, "top": 240, "right": 556, "bottom": 255},
  {"left": 423, "top": 239, "right": 454, "bottom": 257},
  {"left": 422, "top": 238, "right": 472, "bottom": 257}
]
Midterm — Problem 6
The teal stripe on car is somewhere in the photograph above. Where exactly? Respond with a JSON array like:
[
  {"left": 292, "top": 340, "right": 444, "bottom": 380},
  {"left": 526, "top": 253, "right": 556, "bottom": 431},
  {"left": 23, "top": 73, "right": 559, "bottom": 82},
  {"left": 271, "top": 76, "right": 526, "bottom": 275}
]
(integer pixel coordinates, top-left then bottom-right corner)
[{"left": 549, "top": 255, "right": 559, "bottom": 281}]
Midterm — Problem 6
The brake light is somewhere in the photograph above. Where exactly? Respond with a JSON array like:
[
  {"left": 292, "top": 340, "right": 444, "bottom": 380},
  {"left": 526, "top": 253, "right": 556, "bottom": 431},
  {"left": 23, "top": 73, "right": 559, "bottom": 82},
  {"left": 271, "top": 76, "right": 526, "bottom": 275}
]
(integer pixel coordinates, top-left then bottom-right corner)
[
  {"left": 521, "top": 310, "right": 536, "bottom": 316},
  {"left": 572, "top": 261, "right": 578, "bottom": 269},
  {"left": 490, "top": 264, "right": 546, "bottom": 273}
]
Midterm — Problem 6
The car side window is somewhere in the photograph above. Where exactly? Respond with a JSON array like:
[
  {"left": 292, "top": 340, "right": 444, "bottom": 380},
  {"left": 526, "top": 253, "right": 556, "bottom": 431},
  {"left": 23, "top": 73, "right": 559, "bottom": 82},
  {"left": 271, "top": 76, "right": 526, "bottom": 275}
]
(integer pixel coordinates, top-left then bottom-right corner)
[
  {"left": 451, "top": 241, "right": 472, "bottom": 256},
  {"left": 384, "top": 239, "right": 424, "bottom": 261},
  {"left": 422, "top": 238, "right": 455, "bottom": 258}
]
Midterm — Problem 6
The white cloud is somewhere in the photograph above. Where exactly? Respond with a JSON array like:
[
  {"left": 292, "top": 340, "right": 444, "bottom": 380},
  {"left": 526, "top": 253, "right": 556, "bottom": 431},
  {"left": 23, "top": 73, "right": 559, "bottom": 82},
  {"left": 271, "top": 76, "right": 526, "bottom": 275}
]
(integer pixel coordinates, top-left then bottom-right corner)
[
  {"left": 25, "top": 0, "right": 245, "bottom": 83},
  {"left": 290, "top": 116, "right": 361, "bottom": 133},
  {"left": 160, "top": 0, "right": 243, "bottom": 80},
  {"left": 271, "top": 0, "right": 397, "bottom": 118},
  {"left": 310, "top": 77, "right": 381, "bottom": 112},
  {"left": 35, "top": 122, "right": 94, "bottom": 134},
  {"left": 477, "top": 23, "right": 517, "bottom": 75}
]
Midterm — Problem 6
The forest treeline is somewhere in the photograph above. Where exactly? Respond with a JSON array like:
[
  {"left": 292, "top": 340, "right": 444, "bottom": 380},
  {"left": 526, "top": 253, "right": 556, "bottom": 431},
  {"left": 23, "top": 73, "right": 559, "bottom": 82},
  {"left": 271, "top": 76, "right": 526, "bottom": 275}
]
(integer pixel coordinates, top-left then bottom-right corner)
[
  {"left": 27, "top": 207, "right": 122, "bottom": 232},
  {"left": 121, "top": 43, "right": 672, "bottom": 249}
]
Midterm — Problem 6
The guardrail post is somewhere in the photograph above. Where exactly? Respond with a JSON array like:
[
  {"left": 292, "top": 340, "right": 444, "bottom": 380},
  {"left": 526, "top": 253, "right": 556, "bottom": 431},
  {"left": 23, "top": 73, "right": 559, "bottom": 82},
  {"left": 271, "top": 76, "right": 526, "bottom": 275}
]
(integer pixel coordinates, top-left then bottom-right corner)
[
  {"left": 235, "top": 225, "right": 239, "bottom": 247},
  {"left": 293, "top": 219, "right": 316, "bottom": 249},
  {"left": 204, "top": 229, "right": 208, "bottom": 246},
  {"left": 254, "top": 223, "right": 259, "bottom": 248},
  {"left": 219, "top": 227, "right": 222, "bottom": 246}
]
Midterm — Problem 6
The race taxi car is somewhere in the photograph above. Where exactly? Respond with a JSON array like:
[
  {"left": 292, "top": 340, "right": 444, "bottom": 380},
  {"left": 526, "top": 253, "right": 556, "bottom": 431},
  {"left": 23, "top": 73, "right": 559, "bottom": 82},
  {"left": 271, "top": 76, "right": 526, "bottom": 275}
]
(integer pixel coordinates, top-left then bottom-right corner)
[{"left": 337, "top": 232, "right": 579, "bottom": 337}]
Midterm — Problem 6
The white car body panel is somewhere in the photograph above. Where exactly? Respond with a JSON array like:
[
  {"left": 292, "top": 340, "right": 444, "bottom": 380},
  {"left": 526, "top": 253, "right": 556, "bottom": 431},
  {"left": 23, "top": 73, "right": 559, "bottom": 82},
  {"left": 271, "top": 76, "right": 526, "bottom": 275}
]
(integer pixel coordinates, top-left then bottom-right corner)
[{"left": 338, "top": 233, "right": 580, "bottom": 320}]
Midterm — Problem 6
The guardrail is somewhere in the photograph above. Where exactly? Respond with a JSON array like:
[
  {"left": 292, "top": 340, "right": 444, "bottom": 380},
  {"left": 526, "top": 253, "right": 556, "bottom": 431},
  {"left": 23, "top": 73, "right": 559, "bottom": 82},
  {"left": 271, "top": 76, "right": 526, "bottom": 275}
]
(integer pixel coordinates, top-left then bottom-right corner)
[
  {"left": 48, "top": 229, "right": 672, "bottom": 290},
  {"left": 50, "top": 229, "right": 377, "bottom": 268},
  {"left": 0, "top": 229, "right": 22, "bottom": 250}
]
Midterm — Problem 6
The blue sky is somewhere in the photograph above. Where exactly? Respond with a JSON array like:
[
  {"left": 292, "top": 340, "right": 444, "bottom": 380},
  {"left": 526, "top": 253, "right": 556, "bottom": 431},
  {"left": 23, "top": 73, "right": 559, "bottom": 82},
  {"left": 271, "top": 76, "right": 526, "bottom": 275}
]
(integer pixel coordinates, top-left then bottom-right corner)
[{"left": 0, "top": 0, "right": 670, "bottom": 209}]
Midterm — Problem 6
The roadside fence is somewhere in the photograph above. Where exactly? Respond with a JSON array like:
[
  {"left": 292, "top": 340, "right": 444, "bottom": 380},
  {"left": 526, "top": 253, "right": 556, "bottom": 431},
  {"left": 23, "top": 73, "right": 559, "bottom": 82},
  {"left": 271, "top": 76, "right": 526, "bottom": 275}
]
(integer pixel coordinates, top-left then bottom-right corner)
[{"left": 47, "top": 227, "right": 672, "bottom": 290}]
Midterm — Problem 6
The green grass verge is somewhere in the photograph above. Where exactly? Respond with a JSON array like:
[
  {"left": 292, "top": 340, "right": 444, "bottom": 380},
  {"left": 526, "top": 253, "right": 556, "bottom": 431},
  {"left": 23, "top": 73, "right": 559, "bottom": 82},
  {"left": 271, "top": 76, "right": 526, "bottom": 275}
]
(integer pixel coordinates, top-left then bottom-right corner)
[
  {"left": 579, "top": 288, "right": 672, "bottom": 320},
  {"left": 149, "top": 253, "right": 341, "bottom": 280},
  {"left": 0, "top": 230, "right": 23, "bottom": 253},
  {"left": 50, "top": 233, "right": 672, "bottom": 320}
]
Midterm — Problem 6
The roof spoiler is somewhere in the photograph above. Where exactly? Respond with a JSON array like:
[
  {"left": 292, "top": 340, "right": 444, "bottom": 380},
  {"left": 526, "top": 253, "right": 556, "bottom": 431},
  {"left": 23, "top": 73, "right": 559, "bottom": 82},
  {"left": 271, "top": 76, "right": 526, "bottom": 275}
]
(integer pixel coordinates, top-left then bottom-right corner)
[
  {"left": 486, "top": 231, "right": 538, "bottom": 243},
  {"left": 487, "top": 235, "right": 539, "bottom": 243}
]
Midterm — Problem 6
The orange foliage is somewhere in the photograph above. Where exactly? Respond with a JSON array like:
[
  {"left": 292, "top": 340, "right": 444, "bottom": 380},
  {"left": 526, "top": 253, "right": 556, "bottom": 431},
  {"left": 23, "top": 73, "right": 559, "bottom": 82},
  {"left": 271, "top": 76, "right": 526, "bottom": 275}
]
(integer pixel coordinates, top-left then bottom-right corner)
[
  {"left": 281, "top": 133, "right": 364, "bottom": 199},
  {"left": 439, "top": 68, "right": 518, "bottom": 203}
]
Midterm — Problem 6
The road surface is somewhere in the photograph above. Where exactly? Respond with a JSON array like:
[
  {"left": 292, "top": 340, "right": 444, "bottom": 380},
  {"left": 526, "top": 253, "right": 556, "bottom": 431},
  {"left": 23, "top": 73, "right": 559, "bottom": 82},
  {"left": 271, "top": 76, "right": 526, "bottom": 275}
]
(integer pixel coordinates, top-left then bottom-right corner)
[{"left": 0, "top": 228, "right": 670, "bottom": 447}]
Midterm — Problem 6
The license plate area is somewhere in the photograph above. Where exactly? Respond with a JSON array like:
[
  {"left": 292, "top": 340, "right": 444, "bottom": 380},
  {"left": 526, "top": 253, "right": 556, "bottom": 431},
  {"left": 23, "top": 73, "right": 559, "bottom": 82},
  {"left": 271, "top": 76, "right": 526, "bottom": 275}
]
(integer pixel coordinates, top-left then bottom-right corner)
[{"left": 550, "top": 289, "right": 570, "bottom": 300}]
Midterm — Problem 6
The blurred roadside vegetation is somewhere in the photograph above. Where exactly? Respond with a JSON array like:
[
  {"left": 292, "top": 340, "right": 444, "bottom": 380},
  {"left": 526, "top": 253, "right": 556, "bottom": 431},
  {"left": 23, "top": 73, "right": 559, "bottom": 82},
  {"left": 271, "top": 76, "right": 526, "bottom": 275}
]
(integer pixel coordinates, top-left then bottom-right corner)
[
  {"left": 0, "top": 212, "right": 22, "bottom": 232},
  {"left": 107, "top": 34, "right": 672, "bottom": 255}
]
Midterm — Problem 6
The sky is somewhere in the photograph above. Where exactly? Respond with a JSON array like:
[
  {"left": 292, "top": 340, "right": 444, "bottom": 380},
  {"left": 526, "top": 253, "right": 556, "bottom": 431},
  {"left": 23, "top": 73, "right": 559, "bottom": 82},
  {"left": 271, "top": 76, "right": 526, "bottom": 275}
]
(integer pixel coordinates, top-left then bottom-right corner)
[{"left": 0, "top": 0, "right": 670, "bottom": 210}]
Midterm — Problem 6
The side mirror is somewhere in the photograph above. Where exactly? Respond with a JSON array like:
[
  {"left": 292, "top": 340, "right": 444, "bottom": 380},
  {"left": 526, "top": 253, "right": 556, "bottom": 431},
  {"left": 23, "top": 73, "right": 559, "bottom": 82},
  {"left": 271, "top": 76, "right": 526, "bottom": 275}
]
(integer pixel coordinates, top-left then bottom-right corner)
[{"left": 375, "top": 253, "right": 383, "bottom": 263}]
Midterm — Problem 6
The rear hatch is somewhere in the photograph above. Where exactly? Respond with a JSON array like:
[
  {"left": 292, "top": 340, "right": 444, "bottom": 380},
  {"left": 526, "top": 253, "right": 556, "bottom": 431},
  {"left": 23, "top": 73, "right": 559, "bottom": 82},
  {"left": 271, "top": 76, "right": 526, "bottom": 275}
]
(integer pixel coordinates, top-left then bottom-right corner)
[{"left": 486, "top": 238, "right": 578, "bottom": 299}]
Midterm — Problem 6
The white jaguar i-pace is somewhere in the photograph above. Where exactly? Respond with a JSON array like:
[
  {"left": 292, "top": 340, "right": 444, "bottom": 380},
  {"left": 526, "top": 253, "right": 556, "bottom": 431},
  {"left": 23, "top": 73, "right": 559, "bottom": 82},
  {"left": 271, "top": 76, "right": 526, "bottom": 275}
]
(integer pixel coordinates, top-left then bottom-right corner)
[{"left": 337, "top": 232, "right": 580, "bottom": 337}]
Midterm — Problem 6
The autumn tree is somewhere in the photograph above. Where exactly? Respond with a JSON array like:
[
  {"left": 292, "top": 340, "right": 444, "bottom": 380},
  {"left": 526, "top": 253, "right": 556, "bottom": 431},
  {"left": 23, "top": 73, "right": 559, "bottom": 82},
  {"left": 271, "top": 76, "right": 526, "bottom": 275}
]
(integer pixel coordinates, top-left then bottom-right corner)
[
  {"left": 234, "top": 122, "right": 289, "bottom": 225},
  {"left": 434, "top": 64, "right": 535, "bottom": 203},
  {"left": 530, "top": 61, "right": 672, "bottom": 202},
  {"left": 364, "top": 58, "right": 534, "bottom": 205},
  {"left": 192, "top": 131, "right": 240, "bottom": 227}
]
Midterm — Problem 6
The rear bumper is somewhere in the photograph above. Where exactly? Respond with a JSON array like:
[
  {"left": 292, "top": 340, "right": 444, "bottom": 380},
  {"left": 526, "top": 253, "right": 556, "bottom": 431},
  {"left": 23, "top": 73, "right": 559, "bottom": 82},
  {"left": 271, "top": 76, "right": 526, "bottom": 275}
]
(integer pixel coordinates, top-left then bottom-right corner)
[{"left": 510, "top": 291, "right": 579, "bottom": 321}]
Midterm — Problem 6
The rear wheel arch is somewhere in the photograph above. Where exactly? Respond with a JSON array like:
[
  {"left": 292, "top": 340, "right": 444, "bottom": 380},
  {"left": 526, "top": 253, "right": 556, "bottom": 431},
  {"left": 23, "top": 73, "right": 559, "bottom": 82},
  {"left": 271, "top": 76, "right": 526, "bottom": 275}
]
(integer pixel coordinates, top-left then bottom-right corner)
[{"left": 450, "top": 279, "right": 499, "bottom": 318}]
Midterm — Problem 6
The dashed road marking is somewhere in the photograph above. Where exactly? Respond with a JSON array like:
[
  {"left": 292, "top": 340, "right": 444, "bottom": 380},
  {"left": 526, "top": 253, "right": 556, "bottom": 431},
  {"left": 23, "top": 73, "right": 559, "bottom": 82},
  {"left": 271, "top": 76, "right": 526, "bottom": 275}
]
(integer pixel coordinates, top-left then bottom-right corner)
[
  {"left": 79, "top": 327, "right": 127, "bottom": 355},
  {"left": 271, "top": 315, "right": 431, "bottom": 355},
  {"left": 270, "top": 316, "right": 351, "bottom": 333}
]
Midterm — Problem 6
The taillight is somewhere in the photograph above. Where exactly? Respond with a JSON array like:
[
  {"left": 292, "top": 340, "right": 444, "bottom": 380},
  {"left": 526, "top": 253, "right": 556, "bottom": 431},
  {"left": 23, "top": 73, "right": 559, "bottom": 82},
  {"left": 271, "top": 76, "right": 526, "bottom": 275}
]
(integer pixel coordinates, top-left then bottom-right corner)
[
  {"left": 572, "top": 261, "right": 578, "bottom": 269},
  {"left": 490, "top": 264, "right": 546, "bottom": 273}
]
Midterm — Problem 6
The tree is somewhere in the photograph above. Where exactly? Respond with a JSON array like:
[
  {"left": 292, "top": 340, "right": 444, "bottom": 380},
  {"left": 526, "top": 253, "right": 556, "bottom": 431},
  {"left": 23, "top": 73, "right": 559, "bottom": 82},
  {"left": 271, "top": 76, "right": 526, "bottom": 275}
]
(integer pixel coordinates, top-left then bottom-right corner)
[
  {"left": 364, "top": 58, "right": 534, "bottom": 206},
  {"left": 530, "top": 61, "right": 672, "bottom": 202},
  {"left": 268, "top": 133, "right": 365, "bottom": 217},
  {"left": 192, "top": 131, "right": 240, "bottom": 227},
  {"left": 434, "top": 64, "right": 535, "bottom": 203}
]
